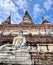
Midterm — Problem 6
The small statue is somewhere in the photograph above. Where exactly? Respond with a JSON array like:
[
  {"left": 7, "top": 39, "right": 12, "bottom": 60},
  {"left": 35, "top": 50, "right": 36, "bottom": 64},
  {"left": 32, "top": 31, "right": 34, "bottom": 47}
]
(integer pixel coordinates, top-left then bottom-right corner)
[{"left": 13, "top": 30, "right": 26, "bottom": 48}]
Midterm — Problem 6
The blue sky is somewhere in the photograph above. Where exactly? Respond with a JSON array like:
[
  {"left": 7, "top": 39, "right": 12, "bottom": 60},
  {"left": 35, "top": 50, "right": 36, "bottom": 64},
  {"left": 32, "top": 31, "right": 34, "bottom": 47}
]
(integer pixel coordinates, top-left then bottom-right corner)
[{"left": 0, "top": 0, "right": 53, "bottom": 24}]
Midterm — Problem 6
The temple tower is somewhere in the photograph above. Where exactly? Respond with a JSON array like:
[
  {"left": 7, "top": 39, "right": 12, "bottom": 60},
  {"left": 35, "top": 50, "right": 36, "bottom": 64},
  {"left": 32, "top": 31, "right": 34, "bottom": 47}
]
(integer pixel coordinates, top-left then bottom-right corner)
[
  {"left": 2, "top": 16, "right": 11, "bottom": 25},
  {"left": 21, "top": 11, "right": 34, "bottom": 25},
  {"left": 42, "top": 17, "right": 50, "bottom": 24}
]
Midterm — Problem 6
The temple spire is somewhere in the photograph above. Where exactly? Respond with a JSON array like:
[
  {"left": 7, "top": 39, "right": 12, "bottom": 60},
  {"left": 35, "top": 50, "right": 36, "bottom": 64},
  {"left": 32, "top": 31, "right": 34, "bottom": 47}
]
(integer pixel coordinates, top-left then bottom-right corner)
[
  {"left": 2, "top": 15, "right": 11, "bottom": 25},
  {"left": 20, "top": 2, "right": 34, "bottom": 24},
  {"left": 23, "top": 11, "right": 32, "bottom": 21},
  {"left": 6, "top": 16, "right": 11, "bottom": 23},
  {"left": 42, "top": 17, "right": 50, "bottom": 24},
  {"left": 21, "top": 11, "right": 34, "bottom": 24}
]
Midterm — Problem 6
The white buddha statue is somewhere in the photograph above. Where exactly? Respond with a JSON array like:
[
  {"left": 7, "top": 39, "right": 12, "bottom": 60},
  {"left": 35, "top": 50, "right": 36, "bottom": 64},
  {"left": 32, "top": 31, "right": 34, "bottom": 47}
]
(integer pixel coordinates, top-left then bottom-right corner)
[{"left": 13, "top": 30, "right": 26, "bottom": 48}]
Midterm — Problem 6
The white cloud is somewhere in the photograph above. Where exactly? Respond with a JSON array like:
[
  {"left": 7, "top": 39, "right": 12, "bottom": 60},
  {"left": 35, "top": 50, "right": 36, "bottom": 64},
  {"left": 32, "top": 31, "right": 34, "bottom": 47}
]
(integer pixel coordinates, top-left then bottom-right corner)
[
  {"left": 44, "top": 0, "right": 53, "bottom": 11},
  {"left": 44, "top": 14, "right": 52, "bottom": 20},
  {"left": 0, "top": 0, "right": 10, "bottom": 10},
  {"left": 11, "top": 0, "right": 27, "bottom": 24},
  {"left": 11, "top": 0, "right": 27, "bottom": 11},
  {"left": 33, "top": 4, "right": 45, "bottom": 18},
  {"left": 11, "top": 10, "right": 22, "bottom": 24},
  {"left": 17, "top": 0, "right": 27, "bottom": 9},
  {"left": 0, "top": 0, "right": 27, "bottom": 11},
  {"left": 0, "top": 0, "right": 27, "bottom": 24},
  {"left": 0, "top": 0, "right": 10, "bottom": 23},
  {"left": 0, "top": 0, "right": 11, "bottom": 23}
]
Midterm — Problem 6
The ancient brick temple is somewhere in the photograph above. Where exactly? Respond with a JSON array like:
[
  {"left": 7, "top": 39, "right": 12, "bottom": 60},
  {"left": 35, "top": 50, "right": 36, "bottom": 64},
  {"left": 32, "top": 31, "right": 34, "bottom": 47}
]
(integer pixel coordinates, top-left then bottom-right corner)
[
  {"left": 0, "top": 11, "right": 53, "bottom": 64},
  {"left": 0, "top": 11, "right": 53, "bottom": 65}
]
